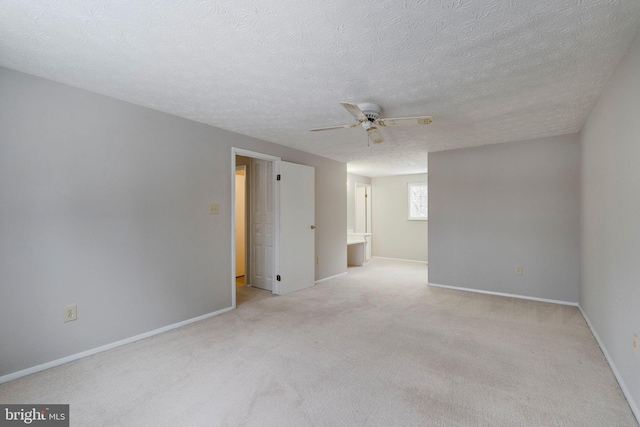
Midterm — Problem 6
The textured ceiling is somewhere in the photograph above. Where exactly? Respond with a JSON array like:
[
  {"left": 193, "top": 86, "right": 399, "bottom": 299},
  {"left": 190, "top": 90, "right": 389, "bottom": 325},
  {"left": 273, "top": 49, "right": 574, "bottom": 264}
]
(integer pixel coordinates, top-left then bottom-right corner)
[{"left": 1, "top": 1, "right": 640, "bottom": 176}]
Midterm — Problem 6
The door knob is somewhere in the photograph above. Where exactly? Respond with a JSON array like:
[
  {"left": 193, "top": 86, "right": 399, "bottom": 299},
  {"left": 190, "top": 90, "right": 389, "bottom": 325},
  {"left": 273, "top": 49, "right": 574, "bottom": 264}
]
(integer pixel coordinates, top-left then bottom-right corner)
[{"left": 310, "top": 225, "right": 316, "bottom": 230}]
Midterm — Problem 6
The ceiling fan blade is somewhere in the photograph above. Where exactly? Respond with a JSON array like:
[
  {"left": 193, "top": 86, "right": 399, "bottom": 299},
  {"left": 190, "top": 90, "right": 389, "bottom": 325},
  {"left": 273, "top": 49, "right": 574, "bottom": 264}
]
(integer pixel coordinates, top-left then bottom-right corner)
[
  {"left": 310, "top": 123, "right": 359, "bottom": 131},
  {"left": 377, "top": 116, "right": 433, "bottom": 127},
  {"left": 367, "top": 127, "right": 384, "bottom": 144},
  {"left": 340, "top": 102, "right": 367, "bottom": 121}
]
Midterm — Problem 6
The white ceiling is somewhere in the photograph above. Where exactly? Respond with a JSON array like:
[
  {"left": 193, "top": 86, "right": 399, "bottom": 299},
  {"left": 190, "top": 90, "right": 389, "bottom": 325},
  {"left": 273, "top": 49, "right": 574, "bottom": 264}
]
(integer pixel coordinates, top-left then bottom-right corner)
[{"left": 1, "top": 1, "right": 639, "bottom": 177}]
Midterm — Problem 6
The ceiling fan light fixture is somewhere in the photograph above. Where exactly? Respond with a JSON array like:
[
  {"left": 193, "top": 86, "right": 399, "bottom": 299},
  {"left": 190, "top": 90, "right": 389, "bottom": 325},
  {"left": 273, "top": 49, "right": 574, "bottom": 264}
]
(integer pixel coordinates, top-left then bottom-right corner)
[
  {"left": 357, "top": 103, "right": 382, "bottom": 122},
  {"left": 309, "top": 101, "right": 432, "bottom": 146},
  {"left": 367, "top": 127, "right": 384, "bottom": 144}
]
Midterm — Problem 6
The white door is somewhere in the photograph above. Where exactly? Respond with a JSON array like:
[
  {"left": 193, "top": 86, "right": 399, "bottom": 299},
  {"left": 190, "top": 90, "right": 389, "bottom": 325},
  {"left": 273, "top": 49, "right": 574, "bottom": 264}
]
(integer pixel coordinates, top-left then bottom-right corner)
[
  {"left": 277, "top": 161, "right": 315, "bottom": 295},
  {"left": 250, "top": 158, "right": 274, "bottom": 291}
]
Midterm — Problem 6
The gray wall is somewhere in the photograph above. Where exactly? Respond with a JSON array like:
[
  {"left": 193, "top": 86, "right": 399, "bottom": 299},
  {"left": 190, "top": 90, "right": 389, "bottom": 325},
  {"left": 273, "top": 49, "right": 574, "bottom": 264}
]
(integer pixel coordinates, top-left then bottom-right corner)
[
  {"left": 346, "top": 173, "right": 371, "bottom": 232},
  {"left": 371, "top": 174, "right": 428, "bottom": 262},
  {"left": 0, "top": 67, "right": 346, "bottom": 377},
  {"left": 428, "top": 134, "right": 580, "bottom": 302},
  {"left": 581, "top": 33, "right": 640, "bottom": 414}
]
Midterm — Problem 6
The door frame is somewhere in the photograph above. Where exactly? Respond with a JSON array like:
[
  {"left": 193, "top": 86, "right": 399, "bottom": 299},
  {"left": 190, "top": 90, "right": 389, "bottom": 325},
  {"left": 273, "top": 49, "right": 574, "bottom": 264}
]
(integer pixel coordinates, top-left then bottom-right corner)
[{"left": 231, "top": 148, "right": 281, "bottom": 309}]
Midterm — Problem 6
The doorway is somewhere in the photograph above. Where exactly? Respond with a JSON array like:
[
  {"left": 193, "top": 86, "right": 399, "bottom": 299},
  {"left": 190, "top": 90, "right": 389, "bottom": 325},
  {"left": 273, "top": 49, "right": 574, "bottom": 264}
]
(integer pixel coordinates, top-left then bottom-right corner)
[
  {"left": 231, "top": 148, "right": 316, "bottom": 308},
  {"left": 355, "top": 183, "right": 372, "bottom": 261},
  {"left": 235, "top": 166, "right": 246, "bottom": 284},
  {"left": 232, "top": 149, "right": 280, "bottom": 309},
  {"left": 355, "top": 183, "right": 371, "bottom": 234}
]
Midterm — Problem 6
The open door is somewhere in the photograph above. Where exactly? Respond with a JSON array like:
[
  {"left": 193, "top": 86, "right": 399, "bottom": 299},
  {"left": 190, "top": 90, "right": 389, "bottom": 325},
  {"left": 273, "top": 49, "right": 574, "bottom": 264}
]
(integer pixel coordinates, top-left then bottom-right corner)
[
  {"left": 250, "top": 158, "right": 274, "bottom": 291},
  {"left": 276, "top": 161, "right": 315, "bottom": 295}
]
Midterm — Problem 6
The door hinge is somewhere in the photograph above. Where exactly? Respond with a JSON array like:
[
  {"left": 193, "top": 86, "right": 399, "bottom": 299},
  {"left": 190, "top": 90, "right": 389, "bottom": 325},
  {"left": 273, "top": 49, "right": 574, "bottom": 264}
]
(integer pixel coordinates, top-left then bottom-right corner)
[
  {"left": 277, "top": 275, "right": 281, "bottom": 281},
  {"left": 276, "top": 174, "right": 281, "bottom": 181}
]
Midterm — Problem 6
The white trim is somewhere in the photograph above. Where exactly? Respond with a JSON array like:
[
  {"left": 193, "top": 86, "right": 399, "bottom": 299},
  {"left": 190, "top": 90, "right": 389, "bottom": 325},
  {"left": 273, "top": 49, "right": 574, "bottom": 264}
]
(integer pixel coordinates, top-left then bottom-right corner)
[
  {"left": 314, "top": 271, "right": 348, "bottom": 284},
  {"left": 233, "top": 148, "right": 281, "bottom": 162},
  {"left": 578, "top": 306, "right": 640, "bottom": 423},
  {"left": 427, "top": 282, "right": 578, "bottom": 306},
  {"left": 372, "top": 256, "right": 428, "bottom": 264},
  {"left": 0, "top": 306, "right": 234, "bottom": 385}
]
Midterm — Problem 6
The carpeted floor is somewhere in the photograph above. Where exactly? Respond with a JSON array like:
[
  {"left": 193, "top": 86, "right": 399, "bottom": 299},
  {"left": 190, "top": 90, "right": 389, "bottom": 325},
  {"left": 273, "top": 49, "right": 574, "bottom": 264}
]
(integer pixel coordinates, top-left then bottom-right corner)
[{"left": 1, "top": 259, "right": 637, "bottom": 426}]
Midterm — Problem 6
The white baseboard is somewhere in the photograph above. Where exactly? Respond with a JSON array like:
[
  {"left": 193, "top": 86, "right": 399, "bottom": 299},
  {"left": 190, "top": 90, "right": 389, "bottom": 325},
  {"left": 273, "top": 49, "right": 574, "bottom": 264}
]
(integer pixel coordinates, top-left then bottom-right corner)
[
  {"left": 578, "top": 306, "right": 639, "bottom": 423},
  {"left": 315, "top": 271, "right": 348, "bottom": 284},
  {"left": 372, "top": 256, "right": 428, "bottom": 264},
  {"left": 427, "top": 282, "right": 578, "bottom": 306},
  {"left": 0, "top": 306, "right": 234, "bottom": 385}
]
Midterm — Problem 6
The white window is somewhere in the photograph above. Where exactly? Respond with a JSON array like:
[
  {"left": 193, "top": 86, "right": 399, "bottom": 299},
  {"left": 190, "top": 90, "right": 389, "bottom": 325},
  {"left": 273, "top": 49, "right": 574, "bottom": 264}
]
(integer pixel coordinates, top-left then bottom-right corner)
[{"left": 408, "top": 183, "right": 428, "bottom": 220}]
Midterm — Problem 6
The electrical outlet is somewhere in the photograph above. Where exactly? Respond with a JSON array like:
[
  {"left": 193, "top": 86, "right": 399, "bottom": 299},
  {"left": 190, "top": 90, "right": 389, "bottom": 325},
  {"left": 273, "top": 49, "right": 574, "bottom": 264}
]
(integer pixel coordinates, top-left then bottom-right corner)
[
  {"left": 515, "top": 266, "right": 523, "bottom": 275},
  {"left": 64, "top": 305, "right": 77, "bottom": 323},
  {"left": 209, "top": 204, "right": 219, "bottom": 215},
  {"left": 634, "top": 333, "right": 638, "bottom": 354},
  {"left": 316, "top": 256, "right": 321, "bottom": 265}
]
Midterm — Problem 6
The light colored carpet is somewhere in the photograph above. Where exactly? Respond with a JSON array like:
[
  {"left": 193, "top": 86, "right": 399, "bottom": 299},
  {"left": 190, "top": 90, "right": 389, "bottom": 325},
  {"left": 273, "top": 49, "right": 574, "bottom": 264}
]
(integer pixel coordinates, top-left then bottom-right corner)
[
  {"left": 1, "top": 259, "right": 637, "bottom": 426},
  {"left": 236, "top": 279, "right": 271, "bottom": 307}
]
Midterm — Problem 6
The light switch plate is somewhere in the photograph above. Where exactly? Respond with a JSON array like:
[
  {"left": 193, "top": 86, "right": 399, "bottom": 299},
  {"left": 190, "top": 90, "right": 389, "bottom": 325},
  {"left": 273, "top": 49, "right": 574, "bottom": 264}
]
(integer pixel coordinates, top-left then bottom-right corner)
[{"left": 209, "top": 204, "right": 219, "bottom": 215}]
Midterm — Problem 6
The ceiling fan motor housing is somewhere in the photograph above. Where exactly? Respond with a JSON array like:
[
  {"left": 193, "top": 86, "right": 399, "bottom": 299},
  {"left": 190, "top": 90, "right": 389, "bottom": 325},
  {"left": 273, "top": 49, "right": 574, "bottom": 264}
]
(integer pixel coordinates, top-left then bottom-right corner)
[{"left": 358, "top": 103, "right": 382, "bottom": 122}]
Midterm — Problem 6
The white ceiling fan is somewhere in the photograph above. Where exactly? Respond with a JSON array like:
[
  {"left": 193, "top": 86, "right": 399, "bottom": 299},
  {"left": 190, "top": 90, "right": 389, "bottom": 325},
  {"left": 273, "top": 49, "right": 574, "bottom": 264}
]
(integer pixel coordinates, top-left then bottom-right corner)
[{"left": 310, "top": 102, "right": 433, "bottom": 144}]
